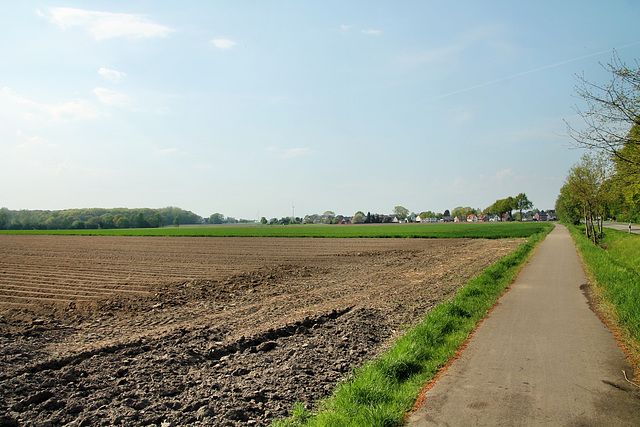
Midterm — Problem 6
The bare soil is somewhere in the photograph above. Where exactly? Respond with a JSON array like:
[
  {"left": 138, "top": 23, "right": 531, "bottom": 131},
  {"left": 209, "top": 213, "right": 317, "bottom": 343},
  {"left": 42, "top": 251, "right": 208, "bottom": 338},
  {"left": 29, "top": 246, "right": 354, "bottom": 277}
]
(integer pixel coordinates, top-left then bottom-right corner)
[{"left": 0, "top": 235, "right": 522, "bottom": 427}]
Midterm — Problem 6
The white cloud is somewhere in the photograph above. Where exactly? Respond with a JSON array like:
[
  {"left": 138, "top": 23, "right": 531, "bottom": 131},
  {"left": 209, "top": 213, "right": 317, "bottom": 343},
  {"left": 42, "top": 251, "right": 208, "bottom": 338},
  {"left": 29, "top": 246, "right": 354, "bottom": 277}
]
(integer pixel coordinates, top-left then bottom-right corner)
[
  {"left": 340, "top": 24, "right": 353, "bottom": 31},
  {"left": 156, "top": 148, "right": 178, "bottom": 155},
  {"left": 283, "top": 147, "right": 312, "bottom": 158},
  {"left": 194, "top": 162, "right": 214, "bottom": 170},
  {"left": 45, "top": 159, "right": 110, "bottom": 176},
  {"left": 44, "top": 7, "right": 172, "bottom": 40},
  {"left": 99, "top": 67, "right": 126, "bottom": 82},
  {"left": 2, "top": 87, "right": 99, "bottom": 122},
  {"left": 361, "top": 29, "right": 382, "bottom": 35},
  {"left": 93, "top": 87, "right": 131, "bottom": 107},
  {"left": 46, "top": 100, "right": 98, "bottom": 122},
  {"left": 15, "top": 130, "right": 58, "bottom": 149},
  {"left": 211, "top": 38, "right": 237, "bottom": 49},
  {"left": 267, "top": 147, "right": 313, "bottom": 159}
]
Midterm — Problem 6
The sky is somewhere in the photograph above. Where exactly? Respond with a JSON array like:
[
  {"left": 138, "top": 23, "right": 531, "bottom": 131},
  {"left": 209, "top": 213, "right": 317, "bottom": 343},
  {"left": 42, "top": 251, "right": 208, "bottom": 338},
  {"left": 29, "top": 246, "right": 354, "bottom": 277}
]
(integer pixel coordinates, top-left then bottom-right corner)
[{"left": 2, "top": 1, "right": 640, "bottom": 220}]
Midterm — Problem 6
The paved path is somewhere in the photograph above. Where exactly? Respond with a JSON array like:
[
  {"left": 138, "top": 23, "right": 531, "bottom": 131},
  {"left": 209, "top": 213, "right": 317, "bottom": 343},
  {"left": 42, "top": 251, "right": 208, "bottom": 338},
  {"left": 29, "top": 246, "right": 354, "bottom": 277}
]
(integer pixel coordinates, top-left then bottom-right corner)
[{"left": 407, "top": 224, "right": 640, "bottom": 426}]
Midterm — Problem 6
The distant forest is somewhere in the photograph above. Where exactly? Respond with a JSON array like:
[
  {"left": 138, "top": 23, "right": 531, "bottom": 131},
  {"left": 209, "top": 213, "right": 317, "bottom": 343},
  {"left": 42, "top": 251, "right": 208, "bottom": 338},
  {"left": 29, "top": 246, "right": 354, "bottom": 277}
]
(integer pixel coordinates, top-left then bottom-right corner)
[{"left": 0, "top": 207, "right": 202, "bottom": 230}]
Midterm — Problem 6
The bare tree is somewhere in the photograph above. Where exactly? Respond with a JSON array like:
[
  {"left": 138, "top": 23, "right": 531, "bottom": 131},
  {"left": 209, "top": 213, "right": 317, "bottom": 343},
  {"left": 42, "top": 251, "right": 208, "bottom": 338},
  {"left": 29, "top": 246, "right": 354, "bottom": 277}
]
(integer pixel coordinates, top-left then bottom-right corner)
[{"left": 567, "top": 51, "right": 640, "bottom": 170}]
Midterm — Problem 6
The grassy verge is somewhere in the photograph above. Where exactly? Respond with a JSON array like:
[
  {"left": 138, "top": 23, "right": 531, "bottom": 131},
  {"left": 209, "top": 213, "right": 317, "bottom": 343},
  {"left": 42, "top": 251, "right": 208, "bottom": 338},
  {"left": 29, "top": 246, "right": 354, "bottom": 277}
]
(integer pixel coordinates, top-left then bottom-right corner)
[
  {"left": 0, "top": 222, "right": 551, "bottom": 239},
  {"left": 273, "top": 226, "right": 553, "bottom": 426},
  {"left": 567, "top": 224, "right": 640, "bottom": 368}
]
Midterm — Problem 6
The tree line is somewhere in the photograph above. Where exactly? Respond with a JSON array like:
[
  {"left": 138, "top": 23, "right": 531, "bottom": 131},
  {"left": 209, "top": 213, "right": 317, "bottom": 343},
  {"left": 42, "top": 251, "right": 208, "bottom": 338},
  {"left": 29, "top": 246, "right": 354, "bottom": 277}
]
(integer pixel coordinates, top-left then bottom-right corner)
[
  {"left": 0, "top": 207, "right": 202, "bottom": 230},
  {"left": 207, "top": 213, "right": 254, "bottom": 224},
  {"left": 391, "top": 193, "right": 534, "bottom": 223},
  {"left": 556, "top": 52, "right": 640, "bottom": 243},
  {"left": 257, "top": 195, "right": 538, "bottom": 227}
]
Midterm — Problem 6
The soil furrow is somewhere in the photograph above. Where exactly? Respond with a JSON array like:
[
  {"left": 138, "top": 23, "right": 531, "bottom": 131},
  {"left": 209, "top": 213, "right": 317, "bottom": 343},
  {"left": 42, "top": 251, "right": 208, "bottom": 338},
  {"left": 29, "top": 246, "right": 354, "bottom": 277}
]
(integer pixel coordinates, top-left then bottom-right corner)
[{"left": 0, "top": 282, "right": 150, "bottom": 293}]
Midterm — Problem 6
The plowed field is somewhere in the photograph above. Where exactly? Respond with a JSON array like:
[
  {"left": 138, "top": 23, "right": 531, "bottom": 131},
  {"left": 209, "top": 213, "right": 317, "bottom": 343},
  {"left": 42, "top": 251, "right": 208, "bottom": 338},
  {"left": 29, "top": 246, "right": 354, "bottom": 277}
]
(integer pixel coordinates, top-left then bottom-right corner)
[
  {"left": 0, "top": 235, "right": 523, "bottom": 426},
  {"left": 1, "top": 235, "right": 437, "bottom": 307}
]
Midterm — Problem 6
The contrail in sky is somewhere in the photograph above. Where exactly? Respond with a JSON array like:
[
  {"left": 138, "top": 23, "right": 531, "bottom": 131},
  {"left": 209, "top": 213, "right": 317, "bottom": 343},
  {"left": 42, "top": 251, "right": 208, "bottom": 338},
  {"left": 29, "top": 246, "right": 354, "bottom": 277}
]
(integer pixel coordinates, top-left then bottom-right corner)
[{"left": 435, "top": 41, "right": 640, "bottom": 99}]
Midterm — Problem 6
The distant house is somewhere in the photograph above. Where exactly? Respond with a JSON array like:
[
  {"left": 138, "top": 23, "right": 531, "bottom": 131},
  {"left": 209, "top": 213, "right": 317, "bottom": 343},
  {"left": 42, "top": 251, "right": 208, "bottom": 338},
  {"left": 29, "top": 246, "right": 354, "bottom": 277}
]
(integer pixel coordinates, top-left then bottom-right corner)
[
  {"left": 502, "top": 213, "right": 512, "bottom": 222},
  {"left": 489, "top": 214, "right": 501, "bottom": 222},
  {"left": 467, "top": 214, "right": 478, "bottom": 222},
  {"left": 547, "top": 210, "right": 558, "bottom": 221},
  {"left": 478, "top": 215, "right": 489, "bottom": 222},
  {"left": 454, "top": 215, "right": 466, "bottom": 223},
  {"left": 417, "top": 216, "right": 438, "bottom": 223},
  {"left": 522, "top": 213, "right": 534, "bottom": 221},
  {"left": 441, "top": 215, "right": 453, "bottom": 222},
  {"left": 535, "top": 211, "right": 548, "bottom": 221}
]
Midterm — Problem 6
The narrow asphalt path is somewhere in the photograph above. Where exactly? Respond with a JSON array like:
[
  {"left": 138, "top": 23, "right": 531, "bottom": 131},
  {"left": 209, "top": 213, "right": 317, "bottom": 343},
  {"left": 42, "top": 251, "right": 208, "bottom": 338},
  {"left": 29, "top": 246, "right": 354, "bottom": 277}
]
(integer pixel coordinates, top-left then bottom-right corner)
[{"left": 407, "top": 224, "right": 640, "bottom": 426}]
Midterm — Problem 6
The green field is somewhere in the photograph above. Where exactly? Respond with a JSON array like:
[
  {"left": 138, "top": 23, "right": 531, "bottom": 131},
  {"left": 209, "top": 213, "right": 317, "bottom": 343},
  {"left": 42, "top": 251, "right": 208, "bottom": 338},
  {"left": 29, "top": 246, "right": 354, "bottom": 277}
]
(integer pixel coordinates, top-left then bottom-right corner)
[{"left": 0, "top": 222, "right": 553, "bottom": 239}]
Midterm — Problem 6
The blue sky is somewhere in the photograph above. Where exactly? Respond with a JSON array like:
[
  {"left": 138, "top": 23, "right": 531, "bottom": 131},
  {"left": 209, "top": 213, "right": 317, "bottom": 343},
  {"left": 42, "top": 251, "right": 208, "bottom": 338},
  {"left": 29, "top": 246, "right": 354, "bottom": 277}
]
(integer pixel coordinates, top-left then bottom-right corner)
[{"left": 1, "top": 1, "right": 639, "bottom": 220}]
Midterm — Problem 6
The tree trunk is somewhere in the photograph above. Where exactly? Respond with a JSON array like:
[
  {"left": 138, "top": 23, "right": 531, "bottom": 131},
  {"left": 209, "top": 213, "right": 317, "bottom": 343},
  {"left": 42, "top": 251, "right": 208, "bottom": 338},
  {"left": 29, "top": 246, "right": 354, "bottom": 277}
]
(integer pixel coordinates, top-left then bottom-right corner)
[
  {"left": 584, "top": 204, "right": 590, "bottom": 239},
  {"left": 598, "top": 209, "right": 603, "bottom": 236}
]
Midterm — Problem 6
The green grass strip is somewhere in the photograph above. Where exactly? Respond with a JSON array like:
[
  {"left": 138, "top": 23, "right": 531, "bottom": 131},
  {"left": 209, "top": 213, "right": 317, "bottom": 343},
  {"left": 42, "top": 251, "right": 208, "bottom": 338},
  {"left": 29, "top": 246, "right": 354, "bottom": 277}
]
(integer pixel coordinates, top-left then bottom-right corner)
[
  {"left": 567, "top": 225, "right": 640, "bottom": 344},
  {"left": 273, "top": 226, "right": 553, "bottom": 426},
  {"left": 0, "top": 222, "right": 551, "bottom": 239}
]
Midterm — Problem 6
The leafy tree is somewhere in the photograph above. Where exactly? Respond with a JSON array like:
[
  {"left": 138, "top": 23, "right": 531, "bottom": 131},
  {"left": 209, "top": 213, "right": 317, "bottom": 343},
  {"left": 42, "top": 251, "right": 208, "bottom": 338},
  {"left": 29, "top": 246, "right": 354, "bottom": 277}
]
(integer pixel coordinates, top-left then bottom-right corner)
[
  {"left": 565, "top": 153, "right": 611, "bottom": 242},
  {"left": 173, "top": 216, "right": 180, "bottom": 227},
  {"left": 321, "top": 211, "right": 335, "bottom": 224},
  {"left": 260, "top": 217, "right": 268, "bottom": 225},
  {"left": 352, "top": 212, "right": 365, "bottom": 224},
  {"left": 44, "top": 216, "right": 61, "bottom": 230},
  {"left": 556, "top": 184, "right": 582, "bottom": 225},
  {"left": 86, "top": 217, "right": 102, "bottom": 229},
  {"left": 515, "top": 193, "right": 533, "bottom": 221},
  {"left": 505, "top": 197, "right": 515, "bottom": 219},
  {"left": 451, "top": 206, "right": 478, "bottom": 218},
  {"left": 100, "top": 214, "right": 115, "bottom": 229},
  {"left": 393, "top": 206, "right": 409, "bottom": 220},
  {"left": 420, "top": 211, "right": 437, "bottom": 219},
  {"left": 608, "top": 124, "right": 640, "bottom": 221},
  {"left": 133, "top": 212, "right": 149, "bottom": 228},
  {"left": 0, "top": 208, "right": 9, "bottom": 230},
  {"left": 488, "top": 198, "right": 511, "bottom": 220},
  {"left": 497, "top": 198, "right": 516, "bottom": 219},
  {"left": 210, "top": 213, "right": 225, "bottom": 224},
  {"left": 149, "top": 213, "right": 163, "bottom": 228},
  {"left": 61, "top": 217, "right": 72, "bottom": 229},
  {"left": 115, "top": 216, "right": 130, "bottom": 228}
]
